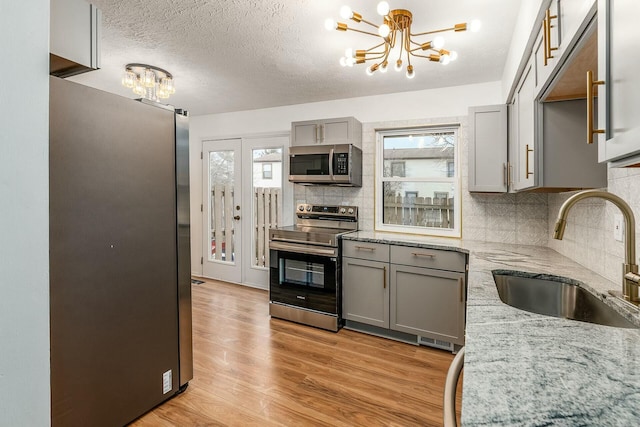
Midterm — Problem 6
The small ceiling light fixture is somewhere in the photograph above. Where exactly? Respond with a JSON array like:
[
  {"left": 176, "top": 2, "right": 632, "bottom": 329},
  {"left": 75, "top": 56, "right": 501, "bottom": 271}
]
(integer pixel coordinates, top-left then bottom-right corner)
[
  {"left": 121, "top": 63, "right": 175, "bottom": 101},
  {"left": 325, "top": 2, "right": 481, "bottom": 79}
]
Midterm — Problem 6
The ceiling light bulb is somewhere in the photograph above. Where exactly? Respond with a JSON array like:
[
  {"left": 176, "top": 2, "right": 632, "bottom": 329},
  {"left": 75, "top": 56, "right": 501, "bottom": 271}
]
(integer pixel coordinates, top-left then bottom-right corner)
[
  {"left": 449, "top": 51, "right": 458, "bottom": 61},
  {"left": 325, "top": 18, "right": 337, "bottom": 31},
  {"left": 339, "top": 5, "right": 353, "bottom": 19},
  {"left": 121, "top": 70, "right": 136, "bottom": 88},
  {"left": 470, "top": 19, "right": 482, "bottom": 32},
  {"left": 441, "top": 54, "right": 451, "bottom": 65},
  {"left": 339, "top": 57, "right": 348, "bottom": 67},
  {"left": 379, "top": 61, "right": 388, "bottom": 73},
  {"left": 433, "top": 36, "right": 445, "bottom": 49},
  {"left": 377, "top": 1, "right": 390, "bottom": 16},
  {"left": 346, "top": 56, "right": 356, "bottom": 67},
  {"left": 345, "top": 47, "right": 354, "bottom": 58},
  {"left": 142, "top": 68, "right": 156, "bottom": 88},
  {"left": 366, "top": 67, "right": 374, "bottom": 76},
  {"left": 395, "top": 59, "right": 402, "bottom": 72},
  {"left": 133, "top": 78, "right": 146, "bottom": 96},
  {"left": 406, "top": 65, "right": 415, "bottom": 79},
  {"left": 378, "top": 23, "right": 390, "bottom": 38}
]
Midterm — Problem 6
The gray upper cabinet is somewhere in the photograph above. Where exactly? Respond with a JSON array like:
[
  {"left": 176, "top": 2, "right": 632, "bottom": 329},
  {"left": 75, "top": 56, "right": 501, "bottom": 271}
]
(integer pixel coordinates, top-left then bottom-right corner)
[
  {"left": 50, "top": 0, "right": 101, "bottom": 77},
  {"left": 468, "top": 105, "right": 508, "bottom": 193},
  {"left": 512, "top": 56, "right": 537, "bottom": 191},
  {"left": 291, "top": 117, "right": 362, "bottom": 147},
  {"left": 597, "top": 0, "right": 640, "bottom": 165}
]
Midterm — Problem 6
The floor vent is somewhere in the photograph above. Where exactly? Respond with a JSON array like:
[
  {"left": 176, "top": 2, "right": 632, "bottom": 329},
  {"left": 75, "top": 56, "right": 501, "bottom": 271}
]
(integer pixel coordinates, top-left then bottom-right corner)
[{"left": 418, "top": 336, "right": 454, "bottom": 352}]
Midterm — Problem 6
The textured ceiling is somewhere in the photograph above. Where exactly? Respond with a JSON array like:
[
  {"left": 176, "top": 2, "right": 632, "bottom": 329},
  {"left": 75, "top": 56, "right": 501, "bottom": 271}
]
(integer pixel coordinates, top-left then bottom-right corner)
[{"left": 69, "top": 0, "right": 521, "bottom": 116}]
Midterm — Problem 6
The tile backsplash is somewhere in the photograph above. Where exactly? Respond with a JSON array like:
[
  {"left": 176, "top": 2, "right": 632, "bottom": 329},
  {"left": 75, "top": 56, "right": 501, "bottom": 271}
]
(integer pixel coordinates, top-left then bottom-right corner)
[{"left": 294, "top": 115, "right": 638, "bottom": 285}]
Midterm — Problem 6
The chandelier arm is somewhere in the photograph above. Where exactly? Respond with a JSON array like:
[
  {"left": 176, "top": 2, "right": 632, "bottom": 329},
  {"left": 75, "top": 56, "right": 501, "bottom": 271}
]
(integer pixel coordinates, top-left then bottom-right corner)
[
  {"left": 346, "top": 27, "right": 382, "bottom": 37},
  {"left": 359, "top": 18, "right": 381, "bottom": 29},
  {"left": 411, "top": 26, "right": 457, "bottom": 37},
  {"left": 411, "top": 52, "right": 439, "bottom": 59},
  {"left": 362, "top": 52, "right": 388, "bottom": 60},
  {"left": 365, "top": 41, "right": 386, "bottom": 52}
]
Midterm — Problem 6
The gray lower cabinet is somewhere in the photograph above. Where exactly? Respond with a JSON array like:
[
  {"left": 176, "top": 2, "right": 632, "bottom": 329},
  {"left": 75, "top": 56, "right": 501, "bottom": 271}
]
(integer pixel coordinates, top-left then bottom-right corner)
[
  {"left": 342, "top": 239, "right": 467, "bottom": 349},
  {"left": 342, "top": 257, "right": 389, "bottom": 328},
  {"left": 390, "top": 265, "right": 465, "bottom": 345}
]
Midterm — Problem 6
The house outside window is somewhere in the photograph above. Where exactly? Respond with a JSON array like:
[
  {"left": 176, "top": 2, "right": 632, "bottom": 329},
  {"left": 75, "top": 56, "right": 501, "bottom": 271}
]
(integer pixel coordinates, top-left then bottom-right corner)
[
  {"left": 262, "top": 163, "right": 272, "bottom": 179},
  {"left": 375, "top": 126, "right": 460, "bottom": 237}
]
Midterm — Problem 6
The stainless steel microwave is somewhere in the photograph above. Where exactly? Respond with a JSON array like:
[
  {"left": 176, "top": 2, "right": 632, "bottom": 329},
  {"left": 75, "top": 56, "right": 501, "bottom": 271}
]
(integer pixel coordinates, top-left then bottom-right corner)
[{"left": 289, "top": 144, "right": 362, "bottom": 186}]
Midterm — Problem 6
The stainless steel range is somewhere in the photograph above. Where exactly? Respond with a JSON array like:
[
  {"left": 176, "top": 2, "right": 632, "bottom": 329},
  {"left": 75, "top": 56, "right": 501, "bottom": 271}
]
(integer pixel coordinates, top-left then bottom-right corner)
[{"left": 269, "top": 203, "right": 358, "bottom": 331}]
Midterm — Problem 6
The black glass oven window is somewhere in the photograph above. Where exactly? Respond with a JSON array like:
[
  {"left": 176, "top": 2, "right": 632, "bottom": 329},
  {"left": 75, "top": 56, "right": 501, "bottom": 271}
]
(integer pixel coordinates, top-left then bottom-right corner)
[
  {"left": 290, "top": 154, "right": 330, "bottom": 175},
  {"left": 279, "top": 259, "right": 325, "bottom": 288}
]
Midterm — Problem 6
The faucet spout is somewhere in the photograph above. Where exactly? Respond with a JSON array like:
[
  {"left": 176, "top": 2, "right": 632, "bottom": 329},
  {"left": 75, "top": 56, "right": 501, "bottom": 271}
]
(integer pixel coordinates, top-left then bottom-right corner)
[{"left": 553, "top": 190, "right": 638, "bottom": 303}]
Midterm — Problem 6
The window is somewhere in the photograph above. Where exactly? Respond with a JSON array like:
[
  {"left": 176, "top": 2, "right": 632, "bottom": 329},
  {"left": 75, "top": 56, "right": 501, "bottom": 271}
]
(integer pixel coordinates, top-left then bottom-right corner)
[
  {"left": 375, "top": 127, "right": 460, "bottom": 237},
  {"left": 262, "top": 163, "right": 272, "bottom": 179}
]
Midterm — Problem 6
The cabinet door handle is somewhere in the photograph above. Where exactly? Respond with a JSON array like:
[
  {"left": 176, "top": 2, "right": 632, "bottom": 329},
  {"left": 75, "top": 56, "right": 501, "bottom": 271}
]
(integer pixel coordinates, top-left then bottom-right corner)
[
  {"left": 315, "top": 124, "right": 320, "bottom": 143},
  {"left": 543, "top": 9, "right": 558, "bottom": 66},
  {"left": 459, "top": 277, "right": 464, "bottom": 303},
  {"left": 355, "top": 245, "right": 376, "bottom": 251},
  {"left": 587, "top": 70, "right": 605, "bottom": 144},
  {"left": 320, "top": 124, "right": 325, "bottom": 143},
  {"left": 525, "top": 144, "right": 534, "bottom": 179},
  {"left": 383, "top": 265, "right": 387, "bottom": 289},
  {"left": 503, "top": 163, "right": 508, "bottom": 186},
  {"left": 411, "top": 252, "right": 436, "bottom": 258}
]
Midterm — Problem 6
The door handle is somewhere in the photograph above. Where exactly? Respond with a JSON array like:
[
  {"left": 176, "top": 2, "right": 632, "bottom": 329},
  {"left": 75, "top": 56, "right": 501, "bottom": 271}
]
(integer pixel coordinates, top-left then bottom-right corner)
[
  {"left": 233, "top": 215, "right": 241, "bottom": 220},
  {"left": 525, "top": 144, "right": 534, "bottom": 179},
  {"left": 383, "top": 265, "right": 387, "bottom": 289},
  {"left": 587, "top": 70, "right": 605, "bottom": 144},
  {"left": 543, "top": 9, "right": 558, "bottom": 66}
]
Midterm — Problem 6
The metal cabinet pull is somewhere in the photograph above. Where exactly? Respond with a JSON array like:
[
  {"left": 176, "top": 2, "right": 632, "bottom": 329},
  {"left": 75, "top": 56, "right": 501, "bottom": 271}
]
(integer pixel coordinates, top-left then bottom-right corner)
[
  {"left": 383, "top": 265, "right": 387, "bottom": 289},
  {"left": 543, "top": 9, "right": 558, "bottom": 66},
  {"left": 459, "top": 277, "right": 464, "bottom": 302},
  {"left": 315, "top": 124, "right": 320, "bottom": 143},
  {"left": 503, "top": 163, "right": 508, "bottom": 186},
  {"left": 411, "top": 252, "right": 436, "bottom": 258},
  {"left": 355, "top": 245, "right": 376, "bottom": 251},
  {"left": 508, "top": 163, "right": 513, "bottom": 187},
  {"left": 587, "top": 70, "right": 605, "bottom": 144},
  {"left": 525, "top": 144, "right": 534, "bottom": 179}
]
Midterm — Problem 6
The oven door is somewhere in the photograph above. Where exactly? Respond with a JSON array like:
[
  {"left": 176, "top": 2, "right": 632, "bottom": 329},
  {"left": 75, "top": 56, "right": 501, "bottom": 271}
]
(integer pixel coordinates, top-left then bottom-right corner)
[{"left": 269, "top": 246, "right": 339, "bottom": 314}]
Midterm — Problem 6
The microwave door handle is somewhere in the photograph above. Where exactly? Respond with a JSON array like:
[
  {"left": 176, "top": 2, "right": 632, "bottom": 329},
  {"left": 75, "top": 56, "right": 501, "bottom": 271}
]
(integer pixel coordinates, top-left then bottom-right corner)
[{"left": 329, "top": 148, "right": 334, "bottom": 178}]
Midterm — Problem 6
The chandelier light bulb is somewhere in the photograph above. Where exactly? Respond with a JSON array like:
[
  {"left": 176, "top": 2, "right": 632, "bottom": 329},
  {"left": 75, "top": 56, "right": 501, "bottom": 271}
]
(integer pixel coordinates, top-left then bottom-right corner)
[
  {"left": 470, "top": 19, "right": 482, "bottom": 32},
  {"left": 340, "top": 5, "right": 353, "bottom": 20},
  {"left": 133, "top": 78, "right": 146, "bottom": 96},
  {"left": 366, "top": 67, "right": 374, "bottom": 76},
  {"left": 121, "top": 70, "right": 136, "bottom": 88},
  {"left": 433, "top": 36, "right": 445, "bottom": 49},
  {"left": 395, "top": 59, "right": 403, "bottom": 72},
  {"left": 379, "top": 61, "right": 388, "bottom": 73},
  {"left": 339, "top": 56, "right": 348, "bottom": 67},
  {"left": 346, "top": 56, "right": 356, "bottom": 67},
  {"left": 441, "top": 54, "right": 451, "bottom": 65},
  {"left": 406, "top": 65, "right": 415, "bottom": 79},
  {"left": 449, "top": 51, "right": 458, "bottom": 61},
  {"left": 378, "top": 23, "right": 390, "bottom": 38},
  {"left": 377, "top": 1, "right": 390, "bottom": 16},
  {"left": 142, "top": 68, "right": 156, "bottom": 88},
  {"left": 325, "top": 18, "right": 337, "bottom": 31}
]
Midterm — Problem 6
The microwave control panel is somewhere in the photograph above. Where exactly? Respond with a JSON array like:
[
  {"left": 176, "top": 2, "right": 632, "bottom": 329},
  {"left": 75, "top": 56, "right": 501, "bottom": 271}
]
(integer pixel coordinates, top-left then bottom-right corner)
[{"left": 334, "top": 153, "right": 349, "bottom": 175}]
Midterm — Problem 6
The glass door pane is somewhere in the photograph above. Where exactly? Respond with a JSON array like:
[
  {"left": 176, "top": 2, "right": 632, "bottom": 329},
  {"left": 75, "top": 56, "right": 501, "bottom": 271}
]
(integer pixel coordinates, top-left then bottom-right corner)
[
  {"left": 208, "top": 150, "right": 235, "bottom": 263},
  {"left": 252, "top": 148, "right": 283, "bottom": 268}
]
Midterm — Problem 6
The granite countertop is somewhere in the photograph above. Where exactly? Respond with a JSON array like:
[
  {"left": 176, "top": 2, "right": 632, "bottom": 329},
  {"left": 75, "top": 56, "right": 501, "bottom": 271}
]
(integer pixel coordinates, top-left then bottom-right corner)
[{"left": 342, "top": 233, "right": 640, "bottom": 425}]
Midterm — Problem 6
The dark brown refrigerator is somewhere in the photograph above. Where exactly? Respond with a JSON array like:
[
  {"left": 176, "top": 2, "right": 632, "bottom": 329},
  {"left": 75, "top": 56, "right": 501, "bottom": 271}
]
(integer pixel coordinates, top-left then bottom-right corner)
[{"left": 49, "top": 76, "right": 192, "bottom": 426}]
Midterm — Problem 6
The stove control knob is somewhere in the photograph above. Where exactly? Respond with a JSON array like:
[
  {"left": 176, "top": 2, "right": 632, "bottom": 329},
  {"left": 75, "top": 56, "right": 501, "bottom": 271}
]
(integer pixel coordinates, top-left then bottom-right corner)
[
  {"left": 306, "top": 205, "right": 312, "bottom": 212},
  {"left": 298, "top": 205, "right": 305, "bottom": 212},
  {"left": 348, "top": 208, "right": 354, "bottom": 214},
  {"left": 340, "top": 208, "right": 346, "bottom": 214}
]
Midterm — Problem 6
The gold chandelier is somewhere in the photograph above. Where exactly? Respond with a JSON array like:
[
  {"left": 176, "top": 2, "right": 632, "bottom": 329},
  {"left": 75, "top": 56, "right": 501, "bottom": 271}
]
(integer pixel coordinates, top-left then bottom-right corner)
[
  {"left": 121, "top": 63, "right": 176, "bottom": 101},
  {"left": 325, "top": 2, "right": 481, "bottom": 79}
]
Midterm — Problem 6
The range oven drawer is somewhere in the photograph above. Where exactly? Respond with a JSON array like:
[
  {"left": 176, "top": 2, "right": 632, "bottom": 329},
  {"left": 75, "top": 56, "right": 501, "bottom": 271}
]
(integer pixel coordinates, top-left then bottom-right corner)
[{"left": 269, "top": 287, "right": 338, "bottom": 315}]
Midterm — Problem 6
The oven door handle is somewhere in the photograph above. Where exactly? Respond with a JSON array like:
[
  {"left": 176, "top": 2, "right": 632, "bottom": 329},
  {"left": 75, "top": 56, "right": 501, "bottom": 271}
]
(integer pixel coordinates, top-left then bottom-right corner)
[
  {"left": 269, "top": 240, "right": 337, "bottom": 257},
  {"left": 270, "top": 237, "right": 335, "bottom": 247}
]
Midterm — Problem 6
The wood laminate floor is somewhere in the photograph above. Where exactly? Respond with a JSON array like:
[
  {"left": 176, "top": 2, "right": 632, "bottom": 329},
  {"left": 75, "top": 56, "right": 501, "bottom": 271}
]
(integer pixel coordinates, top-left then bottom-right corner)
[{"left": 131, "top": 279, "right": 462, "bottom": 426}]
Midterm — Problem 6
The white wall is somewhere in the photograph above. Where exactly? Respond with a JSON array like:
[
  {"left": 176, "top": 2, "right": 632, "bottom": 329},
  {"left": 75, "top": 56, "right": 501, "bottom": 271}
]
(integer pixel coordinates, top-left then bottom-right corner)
[
  {"left": 500, "top": 0, "right": 546, "bottom": 102},
  {"left": 189, "top": 81, "right": 502, "bottom": 276},
  {"left": 0, "top": 1, "right": 51, "bottom": 425}
]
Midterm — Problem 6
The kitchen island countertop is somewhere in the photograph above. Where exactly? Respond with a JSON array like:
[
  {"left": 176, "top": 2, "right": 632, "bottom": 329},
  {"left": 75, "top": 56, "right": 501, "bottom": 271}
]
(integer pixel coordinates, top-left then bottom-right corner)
[{"left": 342, "top": 233, "right": 640, "bottom": 425}]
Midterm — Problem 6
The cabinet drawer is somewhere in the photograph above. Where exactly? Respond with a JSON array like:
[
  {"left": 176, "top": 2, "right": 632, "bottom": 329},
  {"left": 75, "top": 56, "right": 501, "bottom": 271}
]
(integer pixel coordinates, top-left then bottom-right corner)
[
  {"left": 342, "top": 241, "right": 389, "bottom": 262},
  {"left": 390, "top": 246, "right": 466, "bottom": 272}
]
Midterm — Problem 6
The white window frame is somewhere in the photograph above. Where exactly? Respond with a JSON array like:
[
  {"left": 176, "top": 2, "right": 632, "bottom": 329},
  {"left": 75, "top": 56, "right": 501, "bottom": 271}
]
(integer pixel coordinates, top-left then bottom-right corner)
[{"left": 375, "top": 126, "right": 461, "bottom": 238}]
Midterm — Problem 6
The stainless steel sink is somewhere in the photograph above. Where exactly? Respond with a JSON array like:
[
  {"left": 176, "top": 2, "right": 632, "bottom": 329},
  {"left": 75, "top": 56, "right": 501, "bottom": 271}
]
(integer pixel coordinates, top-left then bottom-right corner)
[{"left": 493, "top": 271, "right": 637, "bottom": 328}]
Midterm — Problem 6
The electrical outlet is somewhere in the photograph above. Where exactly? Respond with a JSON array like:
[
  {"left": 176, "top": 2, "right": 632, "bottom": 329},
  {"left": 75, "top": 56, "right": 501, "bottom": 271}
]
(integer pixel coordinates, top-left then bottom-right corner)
[{"left": 614, "top": 213, "right": 624, "bottom": 242}]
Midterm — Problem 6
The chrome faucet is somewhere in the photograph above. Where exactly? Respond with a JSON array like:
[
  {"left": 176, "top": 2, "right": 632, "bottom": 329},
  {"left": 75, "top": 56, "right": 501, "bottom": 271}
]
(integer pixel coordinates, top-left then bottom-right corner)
[{"left": 553, "top": 189, "right": 640, "bottom": 304}]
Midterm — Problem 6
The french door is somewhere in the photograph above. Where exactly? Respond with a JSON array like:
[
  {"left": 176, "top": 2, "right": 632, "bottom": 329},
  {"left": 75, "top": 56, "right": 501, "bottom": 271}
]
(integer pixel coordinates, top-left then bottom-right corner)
[{"left": 202, "top": 135, "right": 290, "bottom": 288}]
